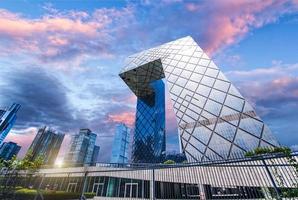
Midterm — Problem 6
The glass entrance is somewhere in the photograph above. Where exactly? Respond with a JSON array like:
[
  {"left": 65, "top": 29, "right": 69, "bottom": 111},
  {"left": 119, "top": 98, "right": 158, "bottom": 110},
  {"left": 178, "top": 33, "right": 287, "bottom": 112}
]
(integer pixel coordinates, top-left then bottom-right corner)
[
  {"left": 93, "top": 183, "right": 104, "bottom": 196},
  {"left": 124, "top": 183, "right": 138, "bottom": 198},
  {"left": 67, "top": 183, "right": 77, "bottom": 192}
]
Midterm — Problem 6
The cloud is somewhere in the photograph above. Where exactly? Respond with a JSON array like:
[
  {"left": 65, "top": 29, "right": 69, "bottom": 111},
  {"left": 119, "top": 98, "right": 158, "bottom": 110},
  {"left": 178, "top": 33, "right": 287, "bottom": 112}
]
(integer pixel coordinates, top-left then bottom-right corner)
[
  {"left": 185, "top": 0, "right": 298, "bottom": 55},
  {"left": 0, "top": 6, "right": 135, "bottom": 68},
  {"left": 0, "top": 67, "right": 86, "bottom": 131},
  {"left": 291, "top": 144, "right": 298, "bottom": 152},
  {"left": 226, "top": 62, "right": 298, "bottom": 112},
  {"left": 226, "top": 63, "right": 298, "bottom": 81},
  {"left": 4, "top": 127, "right": 37, "bottom": 158},
  {"left": 185, "top": 3, "right": 201, "bottom": 12},
  {"left": 107, "top": 111, "right": 135, "bottom": 127},
  {"left": 0, "top": 65, "right": 137, "bottom": 161},
  {"left": 241, "top": 76, "right": 298, "bottom": 107},
  {"left": 165, "top": 94, "right": 179, "bottom": 136},
  {"left": 112, "top": 0, "right": 298, "bottom": 58},
  {"left": 0, "top": 1, "right": 296, "bottom": 68},
  {"left": 1, "top": 1, "right": 298, "bottom": 161},
  {"left": 226, "top": 63, "right": 298, "bottom": 147}
]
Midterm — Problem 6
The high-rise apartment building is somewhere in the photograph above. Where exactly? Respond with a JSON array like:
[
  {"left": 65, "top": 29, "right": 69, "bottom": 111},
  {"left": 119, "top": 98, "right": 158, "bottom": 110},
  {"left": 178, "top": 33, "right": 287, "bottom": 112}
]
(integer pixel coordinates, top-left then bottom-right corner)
[
  {"left": 119, "top": 36, "right": 279, "bottom": 162},
  {"left": 0, "top": 103, "right": 21, "bottom": 145},
  {"left": 110, "top": 123, "right": 130, "bottom": 164},
  {"left": 28, "top": 126, "right": 64, "bottom": 165},
  {"left": 0, "top": 141, "right": 21, "bottom": 160},
  {"left": 132, "top": 80, "right": 166, "bottom": 163},
  {"left": 64, "top": 128, "right": 99, "bottom": 166}
]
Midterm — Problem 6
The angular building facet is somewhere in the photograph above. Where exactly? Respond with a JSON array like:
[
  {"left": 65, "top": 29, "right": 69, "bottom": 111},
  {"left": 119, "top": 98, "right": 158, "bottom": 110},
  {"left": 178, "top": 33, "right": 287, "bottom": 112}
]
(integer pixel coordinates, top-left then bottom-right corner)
[
  {"left": 0, "top": 141, "right": 21, "bottom": 160},
  {"left": 64, "top": 128, "right": 99, "bottom": 166},
  {"left": 110, "top": 123, "right": 130, "bottom": 164},
  {"left": 132, "top": 80, "right": 166, "bottom": 163},
  {"left": 28, "top": 126, "right": 64, "bottom": 165},
  {"left": 0, "top": 103, "right": 21, "bottom": 145},
  {"left": 119, "top": 36, "right": 279, "bottom": 162}
]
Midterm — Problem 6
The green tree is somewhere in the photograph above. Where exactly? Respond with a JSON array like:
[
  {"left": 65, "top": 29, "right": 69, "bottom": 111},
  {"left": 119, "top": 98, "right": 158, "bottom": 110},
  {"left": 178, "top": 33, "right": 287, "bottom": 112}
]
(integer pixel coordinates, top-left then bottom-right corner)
[
  {"left": 17, "top": 150, "right": 44, "bottom": 172},
  {"left": 245, "top": 146, "right": 292, "bottom": 157},
  {"left": 245, "top": 146, "right": 298, "bottom": 198},
  {"left": 163, "top": 160, "right": 175, "bottom": 164}
]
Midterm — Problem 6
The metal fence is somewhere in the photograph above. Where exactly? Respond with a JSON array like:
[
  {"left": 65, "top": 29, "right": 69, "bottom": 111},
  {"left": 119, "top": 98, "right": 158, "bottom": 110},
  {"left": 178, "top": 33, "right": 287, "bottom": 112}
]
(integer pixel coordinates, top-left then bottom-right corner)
[{"left": 0, "top": 153, "right": 297, "bottom": 200}]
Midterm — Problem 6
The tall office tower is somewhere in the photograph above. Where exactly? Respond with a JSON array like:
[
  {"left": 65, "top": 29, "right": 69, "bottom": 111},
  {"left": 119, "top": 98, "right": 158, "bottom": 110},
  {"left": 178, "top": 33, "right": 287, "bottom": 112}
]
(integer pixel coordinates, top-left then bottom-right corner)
[
  {"left": 0, "top": 141, "right": 21, "bottom": 160},
  {"left": 64, "top": 128, "right": 99, "bottom": 166},
  {"left": 92, "top": 145, "right": 100, "bottom": 164},
  {"left": 119, "top": 36, "right": 279, "bottom": 162},
  {"left": 110, "top": 123, "right": 130, "bottom": 163},
  {"left": 28, "top": 126, "right": 64, "bottom": 165},
  {"left": 132, "top": 80, "right": 166, "bottom": 163},
  {"left": 0, "top": 103, "right": 21, "bottom": 145}
]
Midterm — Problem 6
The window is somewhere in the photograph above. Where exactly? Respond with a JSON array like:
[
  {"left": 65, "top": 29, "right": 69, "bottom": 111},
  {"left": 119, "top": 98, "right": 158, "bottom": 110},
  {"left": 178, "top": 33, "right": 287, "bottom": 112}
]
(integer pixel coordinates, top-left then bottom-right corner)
[
  {"left": 125, "top": 183, "right": 138, "bottom": 198},
  {"left": 67, "top": 183, "right": 77, "bottom": 193},
  {"left": 93, "top": 183, "right": 104, "bottom": 196}
]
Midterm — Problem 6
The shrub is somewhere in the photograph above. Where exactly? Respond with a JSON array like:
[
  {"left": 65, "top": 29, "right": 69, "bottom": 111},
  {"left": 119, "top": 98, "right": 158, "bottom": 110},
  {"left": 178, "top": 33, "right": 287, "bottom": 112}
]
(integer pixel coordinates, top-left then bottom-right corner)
[
  {"left": 84, "top": 192, "right": 96, "bottom": 198},
  {"left": 244, "top": 151, "right": 254, "bottom": 157},
  {"left": 163, "top": 160, "right": 175, "bottom": 164},
  {"left": 15, "top": 186, "right": 24, "bottom": 190},
  {"left": 245, "top": 146, "right": 292, "bottom": 157},
  {"left": 281, "top": 187, "right": 298, "bottom": 198},
  {"left": 15, "top": 188, "right": 37, "bottom": 200},
  {"left": 14, "top": 189, "right": 95, "bottom": 200},
  {"left": 254, "top": 147, "right": 271, "bottom": 155},
  {"left": 42, "top": 191, "right": 80, "bottom": 200}
]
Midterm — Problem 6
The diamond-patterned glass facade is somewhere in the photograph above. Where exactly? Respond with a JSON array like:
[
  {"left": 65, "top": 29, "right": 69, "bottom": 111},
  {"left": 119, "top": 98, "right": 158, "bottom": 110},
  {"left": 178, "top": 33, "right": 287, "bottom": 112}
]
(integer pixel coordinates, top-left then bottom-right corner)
[
  {"left": 120, "top": 36, "right": 279, "bottom": 162},
  {"left": 132, "top": 80, "right": 166, "bottom": 163}
]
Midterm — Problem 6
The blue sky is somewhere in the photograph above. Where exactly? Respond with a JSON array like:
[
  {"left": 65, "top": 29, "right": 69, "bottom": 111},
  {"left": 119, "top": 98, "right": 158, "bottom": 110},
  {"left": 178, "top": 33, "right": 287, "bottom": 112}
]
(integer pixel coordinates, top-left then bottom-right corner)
[{"left": 0, "top": 0, "right": 297, "bottom": 162}]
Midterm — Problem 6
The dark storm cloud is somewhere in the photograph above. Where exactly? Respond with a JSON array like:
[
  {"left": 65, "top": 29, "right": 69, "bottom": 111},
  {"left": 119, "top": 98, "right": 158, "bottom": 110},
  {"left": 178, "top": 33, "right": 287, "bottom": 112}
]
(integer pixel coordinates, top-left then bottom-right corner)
[
  {"left": 0, "top": 66, "right": 137, "bottom": 161},
  {"left": 0, "top": 67, "right": 87, "bottom": 131}
]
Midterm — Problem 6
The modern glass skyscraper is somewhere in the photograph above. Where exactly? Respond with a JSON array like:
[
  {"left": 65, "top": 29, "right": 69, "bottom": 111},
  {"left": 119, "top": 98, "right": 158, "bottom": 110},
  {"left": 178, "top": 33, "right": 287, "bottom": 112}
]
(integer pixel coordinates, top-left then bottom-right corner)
[
  {"left": 28, "top": 126, "right": 64, "bottom": 165},
  {"left": 0, "top": 141, "right": 21, "bottom": 160},
  {"left": 65, "top": 128, "right": 99, "bottom": 166},
  {"left": 119, "top": 36, "right": 279, "bottom": 162},
  {"left": 92, "top": 145, "right": 100, "bottom": 164},
  {"left": 0, "top": 103, "right": 21, "bottom": 145},
  {"left": 132, "top": 80, "right": 166, "bottom": 163},
  {"left": 110, "top": 123, "right": 130, "bottom": 163}
]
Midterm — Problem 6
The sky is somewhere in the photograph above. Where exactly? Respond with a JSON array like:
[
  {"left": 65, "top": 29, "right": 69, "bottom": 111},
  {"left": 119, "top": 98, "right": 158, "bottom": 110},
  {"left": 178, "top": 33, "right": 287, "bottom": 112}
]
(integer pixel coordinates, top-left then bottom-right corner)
[{"left": 0, "top": 0, "right": 298, "bottom": 163}]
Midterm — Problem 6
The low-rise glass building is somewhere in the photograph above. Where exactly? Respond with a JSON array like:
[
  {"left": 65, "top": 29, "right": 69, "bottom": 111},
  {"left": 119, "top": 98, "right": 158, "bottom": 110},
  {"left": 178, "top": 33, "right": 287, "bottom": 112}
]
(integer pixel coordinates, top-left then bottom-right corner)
[{"left": 0, "top": 141, "right": 21, "bottom": 160}]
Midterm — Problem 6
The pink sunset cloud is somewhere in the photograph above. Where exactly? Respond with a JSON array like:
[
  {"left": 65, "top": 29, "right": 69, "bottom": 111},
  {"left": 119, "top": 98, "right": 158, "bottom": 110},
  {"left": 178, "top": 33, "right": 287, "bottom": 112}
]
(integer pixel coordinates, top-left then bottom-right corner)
[
  {"left": 0, "top": 11, "right": 100, "bottom": 38},
  {"left": 185, "top": 0, "right": 298, "bottom": 55},
  {"left": 111, "top": 94, "right": 137, "bottom": 105},
  {"left": 0, "top": 1, "right": 296, "bottom": 68},
  {"left": 185, "top": 3, "right": 201, "bottom": 12},
  {"left": 3, "top": 127, "right": 37, "bottom": 158},
  {"left": 107, "top": 111, "right": 135, "bottom": 127},
  {"left": 264, "top": 77, "right": 298, "bottom": 98},
  {"left": 127, "top": 95, "right": 137, "bottom": 104},
  {"left": 1, "top": 1, "right": 298, "bottom": 162},
  {"left": 0, "top": 6, "right": 135, "bottom": 66},
  {"left": 230, "top": 65, "right": 298, "bottom": 112},
  {"left": 165, "top": 98, "right": 178, "bottom": 134}
]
